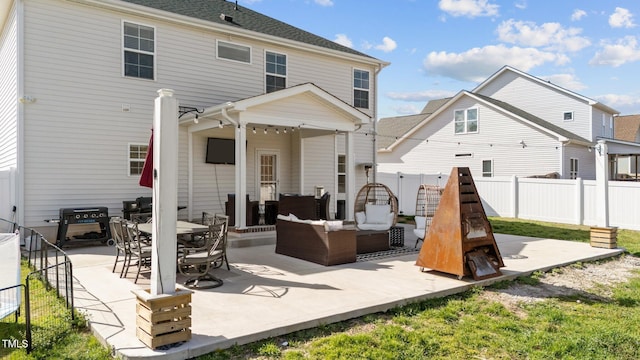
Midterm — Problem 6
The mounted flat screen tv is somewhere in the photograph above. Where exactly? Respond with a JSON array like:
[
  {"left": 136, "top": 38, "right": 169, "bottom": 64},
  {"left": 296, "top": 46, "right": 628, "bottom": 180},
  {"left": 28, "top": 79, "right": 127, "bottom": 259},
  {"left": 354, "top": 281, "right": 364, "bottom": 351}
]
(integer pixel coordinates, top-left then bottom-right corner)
[{"left": 206, "top": 137, "right": 235, "bottom": 165}]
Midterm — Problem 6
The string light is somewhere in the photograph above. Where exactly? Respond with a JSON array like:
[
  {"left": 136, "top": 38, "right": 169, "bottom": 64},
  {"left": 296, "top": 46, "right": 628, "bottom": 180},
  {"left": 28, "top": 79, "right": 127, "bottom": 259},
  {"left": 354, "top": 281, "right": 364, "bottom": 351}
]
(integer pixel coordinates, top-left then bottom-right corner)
[
  {"left": 218, "top": 120, "right": 223, "bottom": 128},
  {"left": 252, "top": 127, "right": 256, "bottom": 134}
]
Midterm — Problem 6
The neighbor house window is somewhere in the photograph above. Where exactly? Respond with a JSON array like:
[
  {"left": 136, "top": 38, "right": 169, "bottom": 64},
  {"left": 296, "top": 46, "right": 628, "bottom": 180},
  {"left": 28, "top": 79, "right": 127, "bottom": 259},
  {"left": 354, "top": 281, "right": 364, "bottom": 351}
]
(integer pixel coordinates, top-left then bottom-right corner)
[
  {"left": 337, "top": 154, "right": 346, "bottom": 193},
  {"left": 217, "top": 40, "right": 251, "bottom": 63},
  {"left": 482, "top": 159, "right": 493, "bottom": 177},
  {"left": 129, "top": 144, "right": 148, "bottom": 176},
  {"left": 564, "top": 111, "right": 574, "bottom": 121},
  {"left": 569, "top": 158, "right": 578, "bottom": 179},
  {"left": 266, "top": 51, "right": 286, "bottom": 93},
  {"left": 454, "top": 108, "right": 478, "bottom": 134},
  {"left": 353, "top": 69, "right": 369, "bottom": 109},
  {"left": 123, "top": 22, "right": 155, "bottom": 80}
]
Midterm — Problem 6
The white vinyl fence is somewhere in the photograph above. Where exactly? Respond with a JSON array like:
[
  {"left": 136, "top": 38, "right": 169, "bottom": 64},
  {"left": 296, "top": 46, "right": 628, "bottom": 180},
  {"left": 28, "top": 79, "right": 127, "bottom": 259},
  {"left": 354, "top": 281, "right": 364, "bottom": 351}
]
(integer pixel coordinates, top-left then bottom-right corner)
[
  {"left": 378, "top": 172, "right": 640, "bottom": 231},
  {"left": 0, "top": 169, "right": 16, "bottom": 223}
]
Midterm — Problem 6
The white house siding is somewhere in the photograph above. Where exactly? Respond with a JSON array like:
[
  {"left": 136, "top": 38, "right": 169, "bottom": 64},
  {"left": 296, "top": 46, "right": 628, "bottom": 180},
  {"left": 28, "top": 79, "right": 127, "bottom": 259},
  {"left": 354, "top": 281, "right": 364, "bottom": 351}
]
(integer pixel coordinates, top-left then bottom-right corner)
[
  {"left": 591, "top": 107, "right": 614, "bottom": 140},
  {"left": 475, "top": 70, "right": 594, "bottom": 142},
  {"left": 377, "top": 95, "right": 562, "bottom": 177},
  {"left": 563, "top": 143, "right": 596, "bottom": 180},
  {"left": 0, "top": 4, "right": 18, "bottom": 171},
  {"left": 19, "top": 0, "right": 379, "bottom": 228}
]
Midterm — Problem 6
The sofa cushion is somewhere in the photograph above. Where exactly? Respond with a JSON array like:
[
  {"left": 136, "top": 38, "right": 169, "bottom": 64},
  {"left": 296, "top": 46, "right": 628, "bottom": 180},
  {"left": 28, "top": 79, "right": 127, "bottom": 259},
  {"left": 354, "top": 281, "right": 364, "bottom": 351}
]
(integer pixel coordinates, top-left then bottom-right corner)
[
  {"left": 357, "top": 223, "right": 391, "bottom": 231},
  {"left": 324, "top": 220, "right": 343, "bottom": 232},
  {"left": 365, "top": 204, "right": 391, "bottom": 224}
]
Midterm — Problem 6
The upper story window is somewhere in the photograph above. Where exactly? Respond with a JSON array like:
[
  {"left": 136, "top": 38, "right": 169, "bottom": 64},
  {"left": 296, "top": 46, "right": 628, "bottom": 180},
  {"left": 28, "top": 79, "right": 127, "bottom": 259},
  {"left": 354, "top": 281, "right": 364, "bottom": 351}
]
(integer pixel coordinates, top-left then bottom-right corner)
[
  {"left": 563, "top": 111, "right": 574, "bottom": 121},
  {"left": 353, "top": 69, "right": 369, "bottom": 109},
  {"left": 217, "top": 40, "right": 251, "bottom": 64},
  {"left": 266, "top": 51, "right": 286, "bottom": 93},
  {"left": 123, "top": 22, "right": 155, "bottom": 80},
  {"left": 129, "top": 144, "right": 148, "bottom": 176},
  {"left": 454, "top": 108, "right": 478, "bottom": 134}
]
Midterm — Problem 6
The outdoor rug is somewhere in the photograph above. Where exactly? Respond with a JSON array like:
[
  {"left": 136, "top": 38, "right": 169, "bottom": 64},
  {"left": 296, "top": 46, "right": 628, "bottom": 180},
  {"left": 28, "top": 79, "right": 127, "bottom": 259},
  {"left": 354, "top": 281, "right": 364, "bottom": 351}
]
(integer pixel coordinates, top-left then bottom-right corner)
[{"left": 356, "top": 246, "right": 420, "bottom": 262}]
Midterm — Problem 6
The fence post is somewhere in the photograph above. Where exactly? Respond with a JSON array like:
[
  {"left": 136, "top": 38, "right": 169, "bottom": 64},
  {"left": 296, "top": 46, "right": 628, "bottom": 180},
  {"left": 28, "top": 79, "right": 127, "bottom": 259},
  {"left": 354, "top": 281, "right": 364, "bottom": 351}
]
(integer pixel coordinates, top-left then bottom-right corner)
[
  {"left": 511, "top": 175, "right": 518, "bottom": 218},
  {"left": 575, "top": 177, "right": 584, "bottom": 225}
]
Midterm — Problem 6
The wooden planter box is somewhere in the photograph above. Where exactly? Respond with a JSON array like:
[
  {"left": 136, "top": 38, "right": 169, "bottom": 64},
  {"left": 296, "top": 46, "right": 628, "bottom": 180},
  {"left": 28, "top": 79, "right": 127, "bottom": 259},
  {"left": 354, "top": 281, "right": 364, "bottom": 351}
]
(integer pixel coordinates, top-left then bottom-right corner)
[
  {"left": 590, "top": 226, "right": 618, "bottom": 249},
  {"left": 132, "top": 289, "right": 193, "bottom": 349}
]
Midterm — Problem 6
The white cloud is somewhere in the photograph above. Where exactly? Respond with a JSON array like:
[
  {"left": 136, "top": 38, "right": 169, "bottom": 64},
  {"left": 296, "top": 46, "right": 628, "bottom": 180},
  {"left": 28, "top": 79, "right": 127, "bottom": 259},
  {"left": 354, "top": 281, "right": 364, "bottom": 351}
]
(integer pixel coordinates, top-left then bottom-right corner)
[
  {"left": 423, "top": 45, "right": 569, "bottom": 82},
  {"left": 374, "top": 37, "right": 397, "bottom": 53},
  {"left": 387, "top": 90, "right": 457, "bottom": 102},
  {"left": 590, "top": 36, "right": 640, "bottom": 67},
  {"left": 594, "top": 94, "right": 640, "bottom": 114},
  {"left": 514, "top": 0, "right": 527, "bottom": 10},
  {"left": 497, "top": 19, "right": 590, "bottom": 52},
  {"left": 333, "top": 34, "right": 353, "bottom": 48},
  {"left": 571, "top": 9, "right": 587, "bottom": 21},
  {"left": 314, "top": 0, "right": 334, "bottom": 6},
  {"left": 391, "top": 104, "right": 422, "bottom": 115},
  {"left": 609, "top": 7, "right": 636, "bottom": 28},
  {"left": 438, "top": 0, "right": 499, "bottom": 18},
  {"left": 539, "top": 73, "right": 587, "bottom": 91}
]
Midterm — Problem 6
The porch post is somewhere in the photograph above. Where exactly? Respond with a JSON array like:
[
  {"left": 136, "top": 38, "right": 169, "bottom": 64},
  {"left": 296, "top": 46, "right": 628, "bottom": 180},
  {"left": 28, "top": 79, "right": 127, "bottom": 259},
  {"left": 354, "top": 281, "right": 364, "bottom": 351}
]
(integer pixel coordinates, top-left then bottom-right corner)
[
  {"left": 595, "top": 140, "right": 609, "bottom": 227},
  {"left": 345, "top": 132, "right": 355, "bottom": 221},
  {"left": 235, "top": 123, "right": 248, "bottom": 229},
  {"left": 151, "top": 89, "right": 178, "bottom": 295}
]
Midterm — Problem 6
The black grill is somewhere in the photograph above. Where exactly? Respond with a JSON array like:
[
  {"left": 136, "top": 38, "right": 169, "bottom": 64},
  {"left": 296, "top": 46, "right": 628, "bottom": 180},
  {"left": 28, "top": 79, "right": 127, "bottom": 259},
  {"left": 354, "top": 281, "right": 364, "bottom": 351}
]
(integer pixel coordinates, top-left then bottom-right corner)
[{"left": 56, "top": 207, "right": 111, "bottom": 247}]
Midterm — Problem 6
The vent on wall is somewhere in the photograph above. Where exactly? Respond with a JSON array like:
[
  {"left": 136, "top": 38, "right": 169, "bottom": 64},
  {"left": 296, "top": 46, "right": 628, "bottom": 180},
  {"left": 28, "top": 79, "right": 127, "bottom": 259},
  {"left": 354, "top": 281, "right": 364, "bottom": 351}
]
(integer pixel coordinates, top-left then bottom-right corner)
[{"left": 455, "top": 153, "right": 473, "bottom": 158}]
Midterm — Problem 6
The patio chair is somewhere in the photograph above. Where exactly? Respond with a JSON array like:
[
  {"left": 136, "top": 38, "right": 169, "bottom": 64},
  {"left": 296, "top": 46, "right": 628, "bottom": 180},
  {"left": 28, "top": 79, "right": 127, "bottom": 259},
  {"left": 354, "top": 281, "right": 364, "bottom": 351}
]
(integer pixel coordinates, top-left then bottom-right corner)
[
  {"left": 123, "top": 220, "right": 152, "bottom": 284},
  {"left": 414, "top": 184, "right": 443, "bottom": 248},
  {"left": 177, "top": 222, "right": 226, "bottom": 289},
  {"left": 110, "top": 217, "right": 131, "bottom": 278},
  {"left": 354, "top": 183, "right": 398, "bottom": 231}
]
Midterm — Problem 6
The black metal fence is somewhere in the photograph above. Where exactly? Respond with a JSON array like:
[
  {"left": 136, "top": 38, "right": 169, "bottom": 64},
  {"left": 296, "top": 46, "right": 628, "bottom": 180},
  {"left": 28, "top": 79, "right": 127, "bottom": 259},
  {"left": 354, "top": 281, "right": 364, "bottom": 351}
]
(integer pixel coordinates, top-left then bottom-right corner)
[{"left": 0, "top": 218, "right": 75, "bottom": 355}]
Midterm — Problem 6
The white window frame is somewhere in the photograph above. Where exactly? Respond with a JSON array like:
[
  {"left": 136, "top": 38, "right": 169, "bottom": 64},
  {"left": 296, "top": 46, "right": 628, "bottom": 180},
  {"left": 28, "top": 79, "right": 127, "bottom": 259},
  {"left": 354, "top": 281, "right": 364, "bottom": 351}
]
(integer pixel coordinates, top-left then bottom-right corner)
[
  {"left": 563, "top": 111, "right": 574, "bottom": 122},
  {"left": 454, "top": 107, "right": 479, "bottom": 134},
  {"left": 122, "top": 20, "right": 156, "bottom": 80},
  {"left": 216, "top": 40, "right": 252, "bottom": 64},
  {"left": 353, "top": 68, "right": 370, "bottom": 109},
  {"left": 569, "top": 158, "right": 578, "bottom": 179},
  {"left": 482, "top": 159, "right": 493, "bottom": 177},
  {"left": 128, "top": 143, "right": 148, "bottom": 176},
  {"left": 337, "top": 154, "right": 346, "bottom": 194},
  {"left": 265, "top": 50, "right": 287, "bottom": 93}
]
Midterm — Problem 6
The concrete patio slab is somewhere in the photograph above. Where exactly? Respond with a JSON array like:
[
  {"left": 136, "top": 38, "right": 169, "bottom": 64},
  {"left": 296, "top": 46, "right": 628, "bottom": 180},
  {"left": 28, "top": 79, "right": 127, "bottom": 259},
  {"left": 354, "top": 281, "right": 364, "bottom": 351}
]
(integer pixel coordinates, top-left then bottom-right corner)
[{"left": 66, "top": 227, "right": 623, "bottom": 360}]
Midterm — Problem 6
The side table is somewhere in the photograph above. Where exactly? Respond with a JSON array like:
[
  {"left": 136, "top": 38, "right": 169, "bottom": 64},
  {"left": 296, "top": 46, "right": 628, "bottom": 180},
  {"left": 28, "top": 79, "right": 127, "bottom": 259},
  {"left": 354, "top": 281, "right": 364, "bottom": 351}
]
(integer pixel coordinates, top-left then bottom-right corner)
[{"left": 389, "top": 226, "right": 404, "bottom": 247}]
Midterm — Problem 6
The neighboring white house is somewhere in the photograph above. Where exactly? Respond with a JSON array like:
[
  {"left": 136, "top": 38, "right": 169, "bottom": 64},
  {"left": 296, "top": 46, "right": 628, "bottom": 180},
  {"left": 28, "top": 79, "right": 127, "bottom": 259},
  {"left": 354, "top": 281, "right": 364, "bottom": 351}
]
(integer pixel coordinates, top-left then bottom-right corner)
[
  {"left": 614, "top": 114, "right": 640, "bottom": 180},
  {"left": 0, "top": 0, "right": 388, "bottom": 238},
  {"left": 377, "top": 66, "right": 640, "bottom": 181}
]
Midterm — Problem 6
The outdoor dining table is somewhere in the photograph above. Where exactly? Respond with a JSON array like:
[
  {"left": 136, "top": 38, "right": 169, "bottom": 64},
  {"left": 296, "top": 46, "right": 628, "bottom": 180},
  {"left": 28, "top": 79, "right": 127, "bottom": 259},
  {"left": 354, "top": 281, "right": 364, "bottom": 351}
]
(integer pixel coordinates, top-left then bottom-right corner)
[{"left": 136, "top": 220, "right": 209, "bottom": 236}]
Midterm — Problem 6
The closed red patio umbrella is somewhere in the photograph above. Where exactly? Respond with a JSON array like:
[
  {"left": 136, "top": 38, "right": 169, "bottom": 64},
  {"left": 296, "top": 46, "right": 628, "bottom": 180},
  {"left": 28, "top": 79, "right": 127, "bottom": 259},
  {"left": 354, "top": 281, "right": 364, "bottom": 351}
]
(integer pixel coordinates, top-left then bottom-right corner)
[{"left": 139, "top": 129, "right": 153, "bottom": 188}]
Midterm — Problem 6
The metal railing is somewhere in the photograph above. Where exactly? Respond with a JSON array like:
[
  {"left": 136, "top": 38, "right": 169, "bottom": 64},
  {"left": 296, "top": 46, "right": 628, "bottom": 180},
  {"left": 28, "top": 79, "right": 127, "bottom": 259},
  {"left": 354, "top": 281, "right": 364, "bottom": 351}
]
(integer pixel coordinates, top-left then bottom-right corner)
[{"left": 0, "top": 218, "right": 75, "bottom": 354}]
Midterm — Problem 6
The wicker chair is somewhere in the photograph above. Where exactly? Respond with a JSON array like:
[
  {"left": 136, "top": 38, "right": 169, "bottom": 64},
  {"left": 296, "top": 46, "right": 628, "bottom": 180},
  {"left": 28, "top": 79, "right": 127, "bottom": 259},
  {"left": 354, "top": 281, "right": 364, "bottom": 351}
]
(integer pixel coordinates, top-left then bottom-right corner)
[
  {"left": 414, "top": 184, "right": 444, "bottom": 248},
  {"left": 353, "top": 183, "right": 399, "bottom": 230}
]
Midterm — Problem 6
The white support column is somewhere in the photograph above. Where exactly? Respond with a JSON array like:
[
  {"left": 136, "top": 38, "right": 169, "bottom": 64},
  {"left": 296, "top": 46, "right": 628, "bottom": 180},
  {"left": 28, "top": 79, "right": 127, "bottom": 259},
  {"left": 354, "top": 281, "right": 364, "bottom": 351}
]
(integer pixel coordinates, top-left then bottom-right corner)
[
  {"left": 345, "top": 132, "right": 356, "bottom": 221},
  {"left": 595, "top": 140, "right": 609, "bottom": 227},
  {"left": 187, "top": 132, "right": 193, "bottom": 221},
  {"left": 235, "top": 123, "right": 248, "bottom": 229},
  {"left": 299, "top": 136, "right": 305, "bottom": 193},
  {"left": 151, "top": 89, "right": 178, "bottom": 296},
  {"left": 510, "top": 175, "right": 518, "bottom": 218},
  {"left": 575, "top": 177, "right": 584, "bottom": 225}
]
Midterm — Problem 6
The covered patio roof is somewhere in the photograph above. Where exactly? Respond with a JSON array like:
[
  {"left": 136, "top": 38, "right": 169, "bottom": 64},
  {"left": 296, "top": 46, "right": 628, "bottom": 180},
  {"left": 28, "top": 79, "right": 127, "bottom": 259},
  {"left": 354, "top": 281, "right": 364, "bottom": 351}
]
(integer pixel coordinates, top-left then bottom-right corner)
[{"left": 178, "top": 83, "right": 371, "bottom": 228}]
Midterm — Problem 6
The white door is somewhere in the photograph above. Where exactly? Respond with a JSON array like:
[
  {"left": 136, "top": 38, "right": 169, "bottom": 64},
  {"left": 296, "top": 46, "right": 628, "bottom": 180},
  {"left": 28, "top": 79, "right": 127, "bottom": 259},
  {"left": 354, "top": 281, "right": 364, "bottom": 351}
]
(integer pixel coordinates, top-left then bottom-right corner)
[{"left": 257, "top": 150, "right": 279, "bottom": 203}]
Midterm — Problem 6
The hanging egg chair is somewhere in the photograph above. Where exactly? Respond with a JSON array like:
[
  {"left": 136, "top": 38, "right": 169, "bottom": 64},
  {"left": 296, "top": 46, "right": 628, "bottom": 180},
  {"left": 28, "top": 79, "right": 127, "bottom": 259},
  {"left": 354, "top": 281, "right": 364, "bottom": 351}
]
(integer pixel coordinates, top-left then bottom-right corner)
[
  {"left": 354, "top": 183, "right": 399, "bottom": 227},
  {"left": 413, "top": 184, "right": 444, "bottom": 247}
]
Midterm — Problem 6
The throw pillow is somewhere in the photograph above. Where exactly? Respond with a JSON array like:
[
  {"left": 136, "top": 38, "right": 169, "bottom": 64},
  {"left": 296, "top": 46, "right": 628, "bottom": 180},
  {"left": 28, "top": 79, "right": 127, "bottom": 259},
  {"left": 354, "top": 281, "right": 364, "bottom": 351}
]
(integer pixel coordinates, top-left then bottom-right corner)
[
  {"left": 324, "top": 220, "right": 343, "bottom": 232},
  {"left": 355, "top": 211, "right": 366, "bottom": 225},
  {"left": 414, "top": 216, "right": 426, "bottom": 229},
  {"left": 365, "top": 204, "right": 391, "bottom": 224}
]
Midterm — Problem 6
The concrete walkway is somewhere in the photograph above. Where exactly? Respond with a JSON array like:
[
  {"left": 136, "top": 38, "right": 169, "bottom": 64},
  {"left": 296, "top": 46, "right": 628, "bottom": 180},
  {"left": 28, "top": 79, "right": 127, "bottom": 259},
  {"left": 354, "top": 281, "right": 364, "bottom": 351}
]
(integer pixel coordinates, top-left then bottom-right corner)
[{"left": 66, "top": 226, "right": 623, "bottom": 360}]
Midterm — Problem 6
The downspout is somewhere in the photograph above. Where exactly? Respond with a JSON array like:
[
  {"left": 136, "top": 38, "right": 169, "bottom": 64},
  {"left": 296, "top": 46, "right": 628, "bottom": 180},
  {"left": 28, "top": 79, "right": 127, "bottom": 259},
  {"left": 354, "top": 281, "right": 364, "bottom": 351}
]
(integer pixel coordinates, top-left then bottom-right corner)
[
  {"left": 372, "top": 64, "right": 383, "bottom": 185},
  {"left": 16, "top": 0, "right": 25, "bottom": 226}
]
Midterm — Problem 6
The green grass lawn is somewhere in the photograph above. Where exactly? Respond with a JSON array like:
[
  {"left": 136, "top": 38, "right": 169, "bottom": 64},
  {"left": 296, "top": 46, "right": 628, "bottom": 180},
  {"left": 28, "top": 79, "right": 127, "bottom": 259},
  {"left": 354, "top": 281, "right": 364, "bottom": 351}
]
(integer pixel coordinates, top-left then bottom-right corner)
[{"left": 3, "top": 218, "right": 639, "bottom": 359}]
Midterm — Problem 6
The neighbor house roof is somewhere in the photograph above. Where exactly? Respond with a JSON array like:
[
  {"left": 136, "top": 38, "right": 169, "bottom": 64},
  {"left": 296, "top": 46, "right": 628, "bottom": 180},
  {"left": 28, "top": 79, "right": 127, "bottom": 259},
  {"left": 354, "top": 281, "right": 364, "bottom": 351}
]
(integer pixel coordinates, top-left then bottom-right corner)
[
  {"left": 378, "top": 91, "right": 592, "bottom": 152},
  {"left": 377, "top": 98, "right": 450, "bottom": 150},
  {"left": 474, "top": 65, "right": 619, "bottom": 115},
  {"left": 614, "top": 114, "right": 640, "bottom": 142},
  {"left": 119, "top": 0, "right": 385, "bottom": 64}
]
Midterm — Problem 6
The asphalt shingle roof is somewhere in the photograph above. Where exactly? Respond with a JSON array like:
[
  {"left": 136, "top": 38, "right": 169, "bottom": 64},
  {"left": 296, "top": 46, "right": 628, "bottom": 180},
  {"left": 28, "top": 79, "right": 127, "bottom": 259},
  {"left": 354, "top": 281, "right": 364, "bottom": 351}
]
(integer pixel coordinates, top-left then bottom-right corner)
[
  {"left": 614, "top": 115, "right": 640, "bottom": 142},
  {"left": 120, "top": 0, "right": 376, "bottom": 59}
]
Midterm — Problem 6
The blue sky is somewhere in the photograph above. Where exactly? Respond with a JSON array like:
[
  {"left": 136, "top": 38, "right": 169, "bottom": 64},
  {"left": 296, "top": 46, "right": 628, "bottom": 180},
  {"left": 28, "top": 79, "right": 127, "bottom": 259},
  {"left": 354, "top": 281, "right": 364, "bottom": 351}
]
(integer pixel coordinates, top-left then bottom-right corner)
[{"left": 239, "top": 0, "right": 640, "bottom": 118}]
